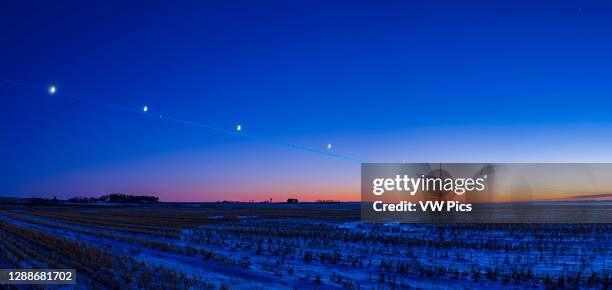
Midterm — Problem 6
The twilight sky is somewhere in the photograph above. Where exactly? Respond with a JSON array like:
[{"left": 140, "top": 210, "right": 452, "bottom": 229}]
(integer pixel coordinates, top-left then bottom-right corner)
[{"left": 2, "top": 1, "right": 612, "bottom": 201}]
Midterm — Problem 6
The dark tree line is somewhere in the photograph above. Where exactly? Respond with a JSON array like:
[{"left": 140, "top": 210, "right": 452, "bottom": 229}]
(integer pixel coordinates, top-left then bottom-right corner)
[{"left": 68, "top": 193, "right": 159, "bottom": 204}]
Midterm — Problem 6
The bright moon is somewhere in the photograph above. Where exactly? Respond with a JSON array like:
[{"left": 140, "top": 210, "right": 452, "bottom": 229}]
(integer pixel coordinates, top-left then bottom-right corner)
[
  {"left": 143, "top": 105, "right": 148, "bottom": 112},
  {"left": 236, "top": 124, "right": 242, "bottom": 132},
  {"left": 48, "top": 85, "right": 56, "bottom": 95},
  {"left": 327, "top": 143, "right": 332, "bottom": 150}
]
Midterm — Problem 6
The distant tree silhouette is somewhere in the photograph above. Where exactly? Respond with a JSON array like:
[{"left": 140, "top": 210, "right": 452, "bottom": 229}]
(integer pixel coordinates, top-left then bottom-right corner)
[{"left": 67, "top": 193, "right": 159, "bottom": 204}]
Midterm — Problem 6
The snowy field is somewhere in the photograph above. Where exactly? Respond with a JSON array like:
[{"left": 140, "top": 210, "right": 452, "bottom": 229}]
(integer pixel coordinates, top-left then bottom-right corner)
[{"left": 0, "top": 203, "right": 610, "bottom": 289}]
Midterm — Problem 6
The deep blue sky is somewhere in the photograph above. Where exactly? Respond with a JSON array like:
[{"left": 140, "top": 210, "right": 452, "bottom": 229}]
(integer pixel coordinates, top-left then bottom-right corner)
[{"left": 2, "top": 1, "right": 612, "bottom": 201}]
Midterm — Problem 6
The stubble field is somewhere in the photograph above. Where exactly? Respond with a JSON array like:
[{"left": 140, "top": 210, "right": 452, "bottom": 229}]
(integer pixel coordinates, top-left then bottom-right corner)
[{"left": 0, "top": 203, "right": 610, "bottom": 289}]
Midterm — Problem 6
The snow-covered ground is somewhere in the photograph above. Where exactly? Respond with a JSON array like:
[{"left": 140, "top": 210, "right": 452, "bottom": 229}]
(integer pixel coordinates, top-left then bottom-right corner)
[{"left": 0, "top": 206, "right": 610, "bottom": 289}]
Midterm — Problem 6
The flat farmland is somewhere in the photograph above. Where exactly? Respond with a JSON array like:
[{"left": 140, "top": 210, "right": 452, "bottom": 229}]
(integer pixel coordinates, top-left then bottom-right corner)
[{"left": 0, "top": 203, "right": 610, "bottom": 289}]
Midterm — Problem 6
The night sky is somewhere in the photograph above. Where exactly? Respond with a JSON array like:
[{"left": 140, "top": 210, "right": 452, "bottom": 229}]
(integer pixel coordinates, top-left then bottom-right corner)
[{"left": 2, "top": 1, "right": 612, "bottom": 201}]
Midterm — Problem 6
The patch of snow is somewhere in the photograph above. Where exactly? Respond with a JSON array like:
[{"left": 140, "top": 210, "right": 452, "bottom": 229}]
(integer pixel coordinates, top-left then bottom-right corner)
[{"left": 237, "top": 216, "right": 258, "bottom": 219}]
